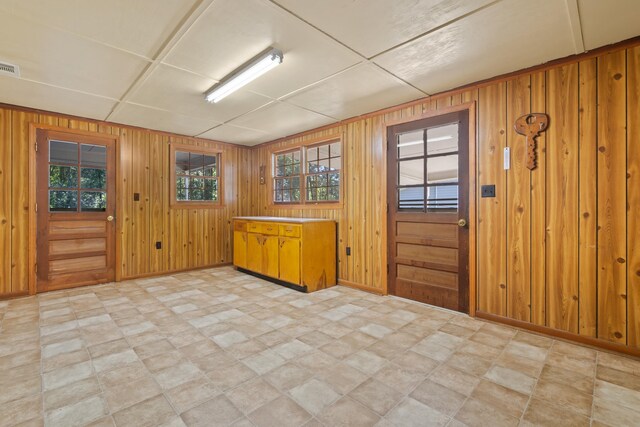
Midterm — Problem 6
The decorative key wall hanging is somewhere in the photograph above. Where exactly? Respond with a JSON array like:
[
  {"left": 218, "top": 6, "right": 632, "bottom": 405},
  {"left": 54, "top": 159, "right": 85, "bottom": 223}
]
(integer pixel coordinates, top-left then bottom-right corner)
[{"left": 514, "top": 113, "right": 549, "bottom": 170}]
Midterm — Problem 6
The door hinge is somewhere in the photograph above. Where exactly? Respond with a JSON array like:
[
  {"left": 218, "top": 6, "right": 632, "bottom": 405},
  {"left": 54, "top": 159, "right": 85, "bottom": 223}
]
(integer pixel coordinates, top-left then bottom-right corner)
[
  {"left": 387, "top": 264, "right": 389, "bottom": 274},
  {"left": 35, "top": 263, "right": 38, "bottom": 274},
  {"left": 34, "top": 142, "right": 38, "bottom": 152},
  {"left": 35, "top": 203, "right": 38, "bottom": 213}
]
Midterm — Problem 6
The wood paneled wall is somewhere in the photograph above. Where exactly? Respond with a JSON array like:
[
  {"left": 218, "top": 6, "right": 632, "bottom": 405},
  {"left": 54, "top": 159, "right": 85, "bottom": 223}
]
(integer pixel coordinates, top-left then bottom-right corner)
[
  {"left": 0, "top": 107, "right": 252, "bottom": 297},
  {"left": 250, "top": 43, "right": 640, "bottom": 352}
]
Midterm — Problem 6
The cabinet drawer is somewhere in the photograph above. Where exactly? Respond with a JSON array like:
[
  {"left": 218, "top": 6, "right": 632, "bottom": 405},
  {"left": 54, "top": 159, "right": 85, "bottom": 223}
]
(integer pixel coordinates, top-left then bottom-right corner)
[
  {"left": 261, "top": 223, "right": 278, "bottom": 235},
  {"left": 234, "top": 221, "right": 247, "bottom": 232},
  {"left": 247, "top": 222, "right": 261, "bottom": 233},
  {"left": 279, "top": 224, "right": 301, "bottom": 238}
]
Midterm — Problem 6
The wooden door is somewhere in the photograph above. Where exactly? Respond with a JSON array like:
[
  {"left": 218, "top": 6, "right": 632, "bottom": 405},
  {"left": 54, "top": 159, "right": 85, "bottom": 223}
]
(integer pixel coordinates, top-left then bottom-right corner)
[
  {"left": 387, "top": 110, "right": 470, "bottom": 313},
  {"left": 279, "top": 237, "right": 301, "bottom": 284},
  {"left": 36, "top": 129, "right": 117, "bottom": 292},
  {"left": 247, "top": 233, "right": 263, "bottom": 272},
  {"left": 262, "top": 235, "right": 279, "bottom": 278}
]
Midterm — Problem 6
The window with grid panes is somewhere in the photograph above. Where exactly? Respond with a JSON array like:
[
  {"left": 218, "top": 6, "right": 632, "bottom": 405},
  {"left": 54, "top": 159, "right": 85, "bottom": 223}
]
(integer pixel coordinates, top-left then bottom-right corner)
[
  {"left": 305, "top": 141, "right": 341, "bottom": 202},
  {"left": 174, "top": 150, "right": 219, "bottom": 203},
  {"left": 273, "top": 150, "right": 302, "bottom": 203}
]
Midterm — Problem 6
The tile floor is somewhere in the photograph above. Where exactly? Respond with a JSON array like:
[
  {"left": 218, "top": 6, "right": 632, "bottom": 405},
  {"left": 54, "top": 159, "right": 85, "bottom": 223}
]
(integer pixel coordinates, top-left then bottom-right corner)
[{"left": 1, "top": 267, "right": 640, "bottom": 427}]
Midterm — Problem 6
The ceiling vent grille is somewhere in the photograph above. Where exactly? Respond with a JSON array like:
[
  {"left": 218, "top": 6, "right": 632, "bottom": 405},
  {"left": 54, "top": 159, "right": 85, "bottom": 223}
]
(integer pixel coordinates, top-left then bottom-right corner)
[{"left": 0, "top": 61, "right": 20, "bottom": 78}]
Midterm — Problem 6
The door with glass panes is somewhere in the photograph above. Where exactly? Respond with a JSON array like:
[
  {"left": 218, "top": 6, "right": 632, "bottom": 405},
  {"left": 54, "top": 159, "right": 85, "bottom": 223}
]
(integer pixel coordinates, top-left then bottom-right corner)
[
  {"left": 387, "top": 110, "right": 469, "bottom": 313},
  {"left": 36, "top": 129, "right": 116, "bottom": 292}
]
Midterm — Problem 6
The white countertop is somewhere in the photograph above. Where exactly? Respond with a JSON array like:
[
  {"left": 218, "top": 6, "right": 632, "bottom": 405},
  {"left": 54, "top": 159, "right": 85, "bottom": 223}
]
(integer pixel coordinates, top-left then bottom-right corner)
[{"left": 233, "top": 216, "right": 335, "bottom": 224}]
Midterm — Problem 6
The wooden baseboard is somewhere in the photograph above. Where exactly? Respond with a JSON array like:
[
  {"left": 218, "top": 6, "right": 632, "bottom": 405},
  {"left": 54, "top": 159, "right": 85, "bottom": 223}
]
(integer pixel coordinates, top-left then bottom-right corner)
[
  {"left": 0, "top": 291, "right": 30, "bottom": 301},
  {"left": 338, "top": 279, "right": 386, "bottom": 296},
  {"left": 120, "top": 263, "right": 234, "bottom": 281},
  {"left": 475, "top": 311, "right": 640, "bottom": 359}
]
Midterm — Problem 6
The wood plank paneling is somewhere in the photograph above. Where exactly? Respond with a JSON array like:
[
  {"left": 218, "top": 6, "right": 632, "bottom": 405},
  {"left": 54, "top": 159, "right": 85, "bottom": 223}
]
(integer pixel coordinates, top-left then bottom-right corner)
[
  {"left": 627, "top": 46, "right": 640, "bottom": 348},
  {"left": 477, "top": 83, "right": 507, "bottom": 316},
  {"left": 578, "top": 59, "right": 598, "bottom": 338},
  {"left": 530, "top": 71, "right": 547, "bottom": 326},
  {"left": 546, "top": 64, "right": 579, "bottom": 333},
  {"left": 0, "top": 109, "right": 11, "bottom": 295},
  {"left": 597, "top": 50, "right": 627, "bottom": 344},
  {"left": 506, "top": 75, "right": 531, "bottom": 322},
  {"left": 149, "top": 134, "right": 164, "bottom": 273}
]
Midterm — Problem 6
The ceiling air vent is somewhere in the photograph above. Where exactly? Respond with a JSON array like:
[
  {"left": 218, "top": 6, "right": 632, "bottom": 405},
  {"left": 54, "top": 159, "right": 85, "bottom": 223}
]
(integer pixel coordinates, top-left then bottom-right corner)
[{"left": 0, "top": 61, "right": 20, "bottom": 78}]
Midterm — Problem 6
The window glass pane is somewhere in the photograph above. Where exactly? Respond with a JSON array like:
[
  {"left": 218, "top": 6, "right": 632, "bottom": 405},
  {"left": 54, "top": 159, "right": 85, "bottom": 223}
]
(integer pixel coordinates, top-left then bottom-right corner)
[
  {"left": 399, "top": 159, "right": 424, "bottom": 185},
  {"left": 328, "top": 173, "right": 340, "bottom": 188},
  {"left": 317, "top": 145, "right": 330, "bottom": 160},
  {"left": 49, "top": 165, "right": 77, "bottom": 188},
  {"left": 328, "top": 186, "right": 340, "bottom": 200},
  {"left": 175, "top": 151, "right": 190, "bottom": 174},
  {"left": 291, "top": 176, "right": 300, "bottom": 190},
  {"left": 190, "top": 177, "right": 204, "bottom": 190},
  {"left": 177, "top": 187, "right": 187, "bottom": 201},
  {"left": 49, "top": 190, "right": 78, "bottom": 212},
  {"left": 274, "top": 190, "right": 283, "bottom": 202},
  {"left": 398, "top": 130, "right": 423, "bottom": 159},
  {"left": 50, "top": 141, "right": 78, "bottom": 164},
  {"left": 307, "top": 147, "right": 318, "bottom": 162},
  {"left": 307, "top": 187, "right": 318, "bottom": 201},
  {"left": 81, "top": 168, "right": 106, "bottom": 189},
  {"left": 306, "top": 175, "right": 316, "bottom": 188},
  {"left": 291, "top": 188, "right": 301, "bottom": 202},
  {"left": 189, "top": 153, "right": 205, "bottom": 176},
  {"left": 426, "top": 185, "right": 458, "bottom": 212},
  {"left": 329, "top": 157, "right": 341, "bottom": 171},
  {"left": 318, "top": 159, "right": 330, "bottom": 172},
  {"left": 203, "top": 155, "right": 217, "bottom": 177},
  {"left": 81, "top": 191, "right": 107, "bottom": 212},
  {"left": 398, "top": 187, "right": 424, "bottom": 210},
  {"left": 427, "top": 124, "right": 458, "bottom": 155},
  {"left": 80, "top": 144, "right": 106, "bottom": 168},
  {"left": 427, "top": 154, "right": 458, "bottom": 184},
  {"left": 330, "top": 142, "right": 341, "bottom": 157},
  {"left": 204, "top": 179, "right": 217, "bottom": 201}
]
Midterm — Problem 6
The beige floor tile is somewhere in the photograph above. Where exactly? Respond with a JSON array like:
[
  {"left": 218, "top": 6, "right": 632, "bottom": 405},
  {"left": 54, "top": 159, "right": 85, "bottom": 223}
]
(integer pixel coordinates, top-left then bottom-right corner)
[
  {"left": 180, "top": 395, "right": 243, "bottom": 427},
  {"left": 207, "top": 362, "right": 257, "bottom": 391},
  {"left": 45, "top": 395, "right": 109, "bottom": 427},
  {"left": 98, "top": 361, "right": 148, "bottom": 388},
  {"left": 42, "top": 348, "right": 91, "bottom": 373},
  {"left": 374, "top": 362, "right": 425, "bottom": 394},
  {"left": 316, "top": 362, "right": 369, "bottom": 395},
  {"left": 598, "top": 352, "right": 640, "bottom": 376},
  {"left": 133, "top": 339, "right": 175, "bottom": 360},
  {"left": 454, "top": 397, "right": 519, "bottom": 427},
  {"left": 0, "top": 394, "right": 42, "bottom": 427},
  {"left": 445, "top": 351, "right": 492, "bottom": 377},
  {"left": 484, "top": 365, "right": 536, "bottom": 395},
  {"left": 248, "top": 396, "right": 312, "bottom": 427},
  {"left": 166, "top": 378, "right": 220, "bottom": 414},
  {"left": 430, "top": 365, "right": 480, "bottom": 397},
  {"left": 44, "top": 377, "right": 102, "bottom": 411},
  {"left": 410, "top": 379, "right": 466, "bottom": 417},
  {"left": 539, "top": 364, "right": 594, "bottom": 394},
  {"left": 594, "top": 379, "right": 640, "bottom": 412},
  {"left": 43, "top": 360, "right": 94, "bottom": 391},
  {"left": 350, "top": 378, "right": 404, "bottom": 416},
  {"left": 344, "top": 349, "right": 388, "bottom": 375},
  {"left": 533, "top": 378, "right": 593, "bottom": 417},
  {"left": 317, "top": 396, "right": 381, "bottom": 427},
  {"left": 93, "top": 349, "right": 139, "bottom": 373},
  {"left": 225, "top": 377, "right": 281, "bottom": 414},
  {"left": 522, "top": 397, "right": 590, "bottom": 427},
  {"left": 264, "top": 363, "right": 313, "bottom": 391},
  {"left": 470, "top": 379, "right": 528, "bottom": 419},
  {"left": 154, "top": 361, "right": 202, "bottom": 390},
  {"left": 103, "top": 375, "right": 162, "bottom": 413},
  {"left": 386, "top": 397, "right": 449, "bottom": 427},
  {"left": 596, "top": 365, "right": 640, "bottom": 392},
  {"left": 289, "top": 378, "right": 340, "bottom": 416},
  {"left": 592, "top": 399, "right": 640, "bottom": 427},
  {"left": 112, "top": 395, "right": 177, "bottom": 427}
]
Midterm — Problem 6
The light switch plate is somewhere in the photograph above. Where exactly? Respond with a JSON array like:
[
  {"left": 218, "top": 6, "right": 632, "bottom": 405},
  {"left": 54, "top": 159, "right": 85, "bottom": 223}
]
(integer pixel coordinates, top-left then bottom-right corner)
[{"left": 504, "top": 147, "right": 511, "bottom": 170}]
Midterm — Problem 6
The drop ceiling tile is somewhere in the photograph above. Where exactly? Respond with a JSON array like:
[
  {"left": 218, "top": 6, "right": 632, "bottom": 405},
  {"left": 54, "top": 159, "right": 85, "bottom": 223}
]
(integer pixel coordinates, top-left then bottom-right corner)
[
  {"left": 0, "top": 12, "right": 149, "bottom": 99},
  {"left": 198, "top": 124, "right": 275, "bottom": 146},
  {"left": 374, "top": 0, "right": 576, "bottom": 94},
  {"left": 0, "top": 76, "right": 117, "bottom": 120},
  {"left": 0, "top": 0, "right": 198, "bottom": 58},
  {"left": 273, "top": 0, "right": 494, "bottom": 58},
  {"left": 230, "top": 102, "right": 337, "bottom": 139},
  {"left": 164, "top": 0, "right": 362, "bottom": 99},
  {"left": 284, "top": 63, "right": 424, "bottom": 120},
  {"left": 578, "top": 0, "right": 640, "bottom": 50},
  {"left": 130, "top": 65, "right": 273, "bottom": 123},
  {"left": 110, "top": 103, "right": 221, "bottom": 137}
]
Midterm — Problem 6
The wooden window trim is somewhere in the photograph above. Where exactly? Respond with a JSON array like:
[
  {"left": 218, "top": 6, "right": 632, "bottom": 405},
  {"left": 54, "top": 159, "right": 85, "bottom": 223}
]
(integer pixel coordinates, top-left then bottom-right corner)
[
  {"left": 169, "top": 142, "right": 224, "bottom": 209},
  {"left": 269, "top": 135, "right": 343, "bottom": 209}
]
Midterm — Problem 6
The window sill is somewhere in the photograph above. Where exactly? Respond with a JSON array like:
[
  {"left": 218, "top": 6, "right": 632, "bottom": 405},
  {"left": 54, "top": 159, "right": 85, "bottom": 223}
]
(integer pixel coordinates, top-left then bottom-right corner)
[
  {"left": 170, "top": 202, "right": 225, "bottom": 210},
  {"left": 269, "top": 202, "right": 343, "bottom": 210}
]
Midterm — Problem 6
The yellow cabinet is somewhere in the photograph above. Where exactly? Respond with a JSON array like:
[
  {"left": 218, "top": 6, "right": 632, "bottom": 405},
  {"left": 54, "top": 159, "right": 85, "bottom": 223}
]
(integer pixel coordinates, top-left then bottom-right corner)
[
  {"left": 279, "top": 237, "right": 301, "bottom": 285},
  {"left": 233, "top": 217, "right": 336, "bottom": 293},
  {"left": 233, "top": 231, "right": 247, "bottom": 269}
]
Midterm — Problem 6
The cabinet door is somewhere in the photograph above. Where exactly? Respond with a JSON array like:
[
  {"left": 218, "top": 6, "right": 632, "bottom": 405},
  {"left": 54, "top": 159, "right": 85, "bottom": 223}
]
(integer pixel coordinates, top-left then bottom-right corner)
[
  {"left": 262, "top": 235, "right": 279, "bottom": 278},
  {"left": 279, "top": 237, "right": 301, "bottom": 285},
  {"left": 233, "top": 231, "right": 247, "bottom": 269},
  {"left": 246, "top": 233, "right": 263, "bottom": 273}
]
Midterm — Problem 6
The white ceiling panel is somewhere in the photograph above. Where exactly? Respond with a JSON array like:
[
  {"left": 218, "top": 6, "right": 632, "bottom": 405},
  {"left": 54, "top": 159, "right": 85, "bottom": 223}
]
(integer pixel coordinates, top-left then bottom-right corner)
[
  {"left": 110, "top": 103, "right": 221, "bottom": 137},
  {"left": 163, "top": 0, "right": 362, "bottom": 99},
  {"left": 0, "top": 0, "right": 198, "bottom": 59},
  {"left": 578, "top": 0, "right": 640, "bottom": 50},
  {"left": 285, "top": 63, "right": 424, "bottom": 120},
  {"left": 230, "top": 102, "right": 336, "bottom": 139},
  {"left": 199, "top": 124, "right": 275, "bottom": 146},
  {"left": 272, "top": 0, "right": 495, "bottom": 58},
  {"left": 0, "top": 76, "right": 117, "bottom": 120},
  {"left": 374, "top": 0, "right": 576, "bottom": 95},
  {"left": 129, "top": 65, "right": 273, "bottom": 123},
  {"left": 0, "top": 12, "right": 150, "bottom": 100}
]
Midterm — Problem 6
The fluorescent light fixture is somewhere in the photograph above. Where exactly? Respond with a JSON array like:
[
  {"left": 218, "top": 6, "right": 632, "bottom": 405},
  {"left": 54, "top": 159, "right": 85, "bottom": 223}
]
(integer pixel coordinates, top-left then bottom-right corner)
[
  {"left": 204, "top": 47, "right": 283, "bottom": 103},
  {"left": 397, "top": 135, "right": 453, "bottom": 148}
]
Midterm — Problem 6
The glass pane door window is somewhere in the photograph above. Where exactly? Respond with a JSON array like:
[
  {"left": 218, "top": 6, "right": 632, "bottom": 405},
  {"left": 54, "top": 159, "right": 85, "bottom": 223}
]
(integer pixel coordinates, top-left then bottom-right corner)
[
  {"left": 396, "top": 123, "right": 460, "bottom": 212},
  {"left": 48, "top": 140, "right": 107, "bottom": 212},
  {"left": 175, "top": 151, "right": 219, "bottom": 202}
]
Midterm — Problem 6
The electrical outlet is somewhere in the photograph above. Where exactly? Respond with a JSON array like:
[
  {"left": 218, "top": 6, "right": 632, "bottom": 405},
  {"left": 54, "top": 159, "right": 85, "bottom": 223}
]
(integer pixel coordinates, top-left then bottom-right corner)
[
  {"left": 346, "top": 247, "right": 351, "bottom": 256},
  {"left": 134, "top": 193, "right": 140, "bottom": 201},
  {"left": 481, "top": 185, "right": 496, "bottom": 198},
  {"left": 155, "top": 241, "right": 162, "bottom": 250}
]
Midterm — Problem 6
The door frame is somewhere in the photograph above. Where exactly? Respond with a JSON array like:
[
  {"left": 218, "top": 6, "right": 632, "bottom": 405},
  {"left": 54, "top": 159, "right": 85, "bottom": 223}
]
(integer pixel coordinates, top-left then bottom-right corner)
[
  {"left": 28, "top": 123, "right": 121, "bottom": 295},
  {"left": 383, "top": 102, "right": 477, "bottom": 317}
]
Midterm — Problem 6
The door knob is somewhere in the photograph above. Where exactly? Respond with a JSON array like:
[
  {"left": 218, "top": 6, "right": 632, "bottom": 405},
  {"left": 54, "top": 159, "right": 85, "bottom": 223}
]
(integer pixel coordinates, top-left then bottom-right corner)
[
  {"left": 458, "top": 219, "right": 467, "bottom": 227},
  {"left": 107, "top": 215, "right": 114, "bottom": 222}
]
